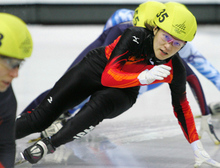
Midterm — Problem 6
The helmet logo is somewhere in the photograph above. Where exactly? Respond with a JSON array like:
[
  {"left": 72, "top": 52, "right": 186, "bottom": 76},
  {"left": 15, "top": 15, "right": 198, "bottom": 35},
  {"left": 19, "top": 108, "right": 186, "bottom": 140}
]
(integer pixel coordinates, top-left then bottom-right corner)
[
  {"left": 19, "top": 35, "right": 32, "bottom": 54},
  {"left": 156, "top": 9, "right": 168, "bottom": 23},
  {"left": 133, "top": 9, "right": 139, "bottom": 26},
  {"left": 0, "top": 33, "right": 4, "bottom": 46},
  {"left": 172, "top": 22, "right": 186, "bottom": 35}
]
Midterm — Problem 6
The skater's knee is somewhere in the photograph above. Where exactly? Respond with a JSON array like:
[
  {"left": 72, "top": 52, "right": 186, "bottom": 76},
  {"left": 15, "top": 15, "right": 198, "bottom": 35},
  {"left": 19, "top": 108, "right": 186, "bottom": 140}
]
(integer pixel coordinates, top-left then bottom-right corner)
[{"left": 15, "top": 109, "right": 54, "bottom": 139}]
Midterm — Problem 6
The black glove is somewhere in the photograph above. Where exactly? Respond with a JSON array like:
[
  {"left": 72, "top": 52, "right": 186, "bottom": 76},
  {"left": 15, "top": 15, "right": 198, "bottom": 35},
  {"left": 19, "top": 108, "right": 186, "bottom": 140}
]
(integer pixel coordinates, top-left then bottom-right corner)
[{"left": 23, "top": 137, "right": 55, "bottom": 164}]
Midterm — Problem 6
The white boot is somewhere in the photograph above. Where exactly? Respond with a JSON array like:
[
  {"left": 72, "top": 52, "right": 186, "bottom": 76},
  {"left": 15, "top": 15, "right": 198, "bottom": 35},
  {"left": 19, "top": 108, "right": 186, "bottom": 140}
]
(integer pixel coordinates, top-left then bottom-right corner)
[
  {"left": 209, "top": 101, "right": 220, "bottom": 115},
  {"left": 191, "top": 140, "right": 220, "bottom": 167},
  {"left": 41, "top": 121, "right": 63, "bottom": 138},
  {"left": 199, "top": 114, "right": 220, "bottom": 145}
]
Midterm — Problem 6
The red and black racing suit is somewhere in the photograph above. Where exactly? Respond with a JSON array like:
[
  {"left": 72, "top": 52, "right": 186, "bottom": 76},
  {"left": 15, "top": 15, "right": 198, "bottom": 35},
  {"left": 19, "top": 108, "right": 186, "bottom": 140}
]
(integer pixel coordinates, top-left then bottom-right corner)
[{"left": 16, "top": 27, "right": 199, "bottom": 147}]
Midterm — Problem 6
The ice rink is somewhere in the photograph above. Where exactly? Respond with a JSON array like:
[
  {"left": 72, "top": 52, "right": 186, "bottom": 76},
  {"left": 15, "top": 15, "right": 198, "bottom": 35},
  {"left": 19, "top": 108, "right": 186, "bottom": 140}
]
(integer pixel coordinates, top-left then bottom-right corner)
[{"left": 14, "top": 24, "right": 220, "bottom": 168}]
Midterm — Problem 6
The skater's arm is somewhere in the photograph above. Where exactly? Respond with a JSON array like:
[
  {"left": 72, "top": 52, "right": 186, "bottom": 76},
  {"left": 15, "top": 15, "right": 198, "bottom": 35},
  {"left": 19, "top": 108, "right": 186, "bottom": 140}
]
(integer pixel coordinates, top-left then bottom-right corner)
[
  {"left": 179, "top": 42, "right": 220, "bottom": 90},
  {"left": 169, "top": 56, "right": 199, "bottom": 143},
  {"left": 102, "top": 27, "right": 149, "bottom": 88}
]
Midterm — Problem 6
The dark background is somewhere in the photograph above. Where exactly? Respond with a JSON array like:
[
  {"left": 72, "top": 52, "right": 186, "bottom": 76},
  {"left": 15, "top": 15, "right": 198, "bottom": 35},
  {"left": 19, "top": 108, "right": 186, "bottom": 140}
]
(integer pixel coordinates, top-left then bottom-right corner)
[{"left": 0, "top": 3, "right": 219, "bottom": 25}]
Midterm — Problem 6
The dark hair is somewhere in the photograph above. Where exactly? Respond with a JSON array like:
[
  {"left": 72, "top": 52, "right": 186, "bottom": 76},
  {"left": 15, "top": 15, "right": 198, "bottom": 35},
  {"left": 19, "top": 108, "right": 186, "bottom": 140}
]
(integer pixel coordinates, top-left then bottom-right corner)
[{"left": 144, "top": 20, "right": 155, "bottom": 31}]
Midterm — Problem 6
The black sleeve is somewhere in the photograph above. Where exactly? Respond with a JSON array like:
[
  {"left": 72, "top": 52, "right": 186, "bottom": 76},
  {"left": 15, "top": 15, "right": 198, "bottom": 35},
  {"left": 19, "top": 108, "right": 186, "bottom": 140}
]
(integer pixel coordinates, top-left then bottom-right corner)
[
  {"left": 109, "top": 27, "right": 147, "bottom": 62},
  {"left": 168, "top": 55, "right": 198, "bottom": 143},
  {"left": 169, "top": 55, "right": 188, "bottom": 127},
  {"left": 169, "top": 55, "right": 187, "bottom": 97}
]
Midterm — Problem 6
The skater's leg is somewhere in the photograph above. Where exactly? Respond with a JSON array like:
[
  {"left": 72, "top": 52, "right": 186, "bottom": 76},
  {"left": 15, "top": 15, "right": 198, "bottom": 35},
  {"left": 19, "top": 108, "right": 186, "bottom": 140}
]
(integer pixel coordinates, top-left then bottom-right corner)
[
  {"left": 183, "top": 60, "right": 220, "bottom": 144},
  {"left": 16, "top": 57, "right": 103, "bottom": 139},
  {"left": 51, "top": 86, "right": 139, "bottom": 147}
]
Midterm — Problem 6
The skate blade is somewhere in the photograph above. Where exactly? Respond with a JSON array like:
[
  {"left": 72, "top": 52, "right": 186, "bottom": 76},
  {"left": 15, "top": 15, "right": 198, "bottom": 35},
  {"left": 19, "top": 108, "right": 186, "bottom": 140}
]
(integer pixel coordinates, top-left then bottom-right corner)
[
  {"left": 14, "top": 152, "right": 27, "bottom": 166},
  {"left": 28, "top": 137, "right": 41, "bottom": 143},
  {"left": 194, "top": 115, "right": 202, "bottom": 118}
]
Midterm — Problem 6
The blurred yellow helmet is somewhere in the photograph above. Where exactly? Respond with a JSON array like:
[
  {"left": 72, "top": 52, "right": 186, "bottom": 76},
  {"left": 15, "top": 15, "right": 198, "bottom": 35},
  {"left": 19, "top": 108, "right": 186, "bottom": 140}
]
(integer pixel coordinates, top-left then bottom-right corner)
[
  {"left": 133, "top": 1, "right": 166, "bottom": 27},
  {"left": 165, "top": 1, "right": 187, "bottom": 9},
  {"left": 0, "top": 13, "right": 33, "bottom": 59},
  {"left": 154, "top": 3, "right": 197, "bottom": 41}
]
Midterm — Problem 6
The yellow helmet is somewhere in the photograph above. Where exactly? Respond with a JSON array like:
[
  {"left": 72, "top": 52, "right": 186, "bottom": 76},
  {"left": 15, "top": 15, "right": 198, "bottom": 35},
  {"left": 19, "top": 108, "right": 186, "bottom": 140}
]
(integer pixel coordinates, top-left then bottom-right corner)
[
  {"left": 154, "top": 3, "right": 197, "bottom": 41},
  {"left": 165, "top": 2, "right": 187, "bottom": 9},
  {"left": 0, "top": 13, "right": 33, "bottom": 59},
  {"left": 133, "top": 1, "right": 166, "bottom": 27}
]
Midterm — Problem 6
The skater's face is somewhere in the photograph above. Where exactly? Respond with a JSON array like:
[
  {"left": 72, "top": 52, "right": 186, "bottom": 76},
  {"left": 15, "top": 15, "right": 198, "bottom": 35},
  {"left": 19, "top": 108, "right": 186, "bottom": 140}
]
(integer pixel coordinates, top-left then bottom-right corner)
[
  {"left": 153, "top": 27, "right": 185, "bottom": 60},
  {"left": 0, "top": 55, "right": 22, "bottom": 92}
]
